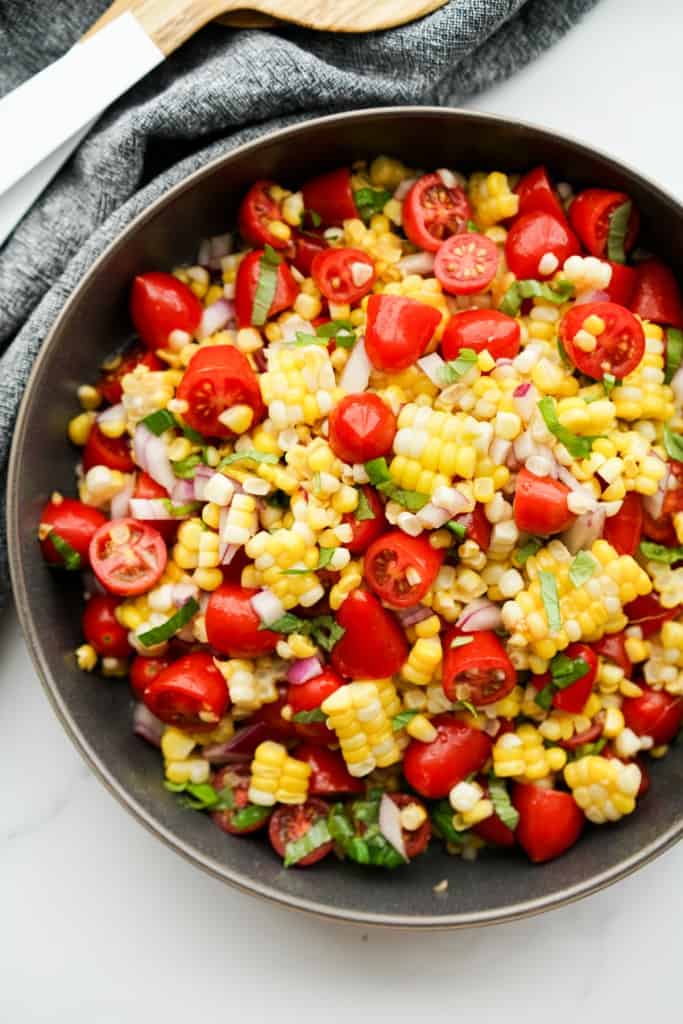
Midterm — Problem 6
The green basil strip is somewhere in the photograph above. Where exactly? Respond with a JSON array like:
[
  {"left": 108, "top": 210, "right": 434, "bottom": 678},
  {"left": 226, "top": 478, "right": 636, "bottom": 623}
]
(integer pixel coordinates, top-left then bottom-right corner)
[
  {"left": 664, "top": 425, "right": 683, "bottom": 463},
  {"left": 262, "top": 613, "right": 345, "bottom": 652},
  {"left": 551, "top": 652, "right": 590, "bottom": 688},
  {"left": 316, "top": 319, "right": 356, "bottom": 348},
  {"left": 161, "top": 498, "right": 201, "bottom": 518},
  {"left": 284, "top": 818, "right": 331, "bottom": 867},
  {"left": 431, "top": 800, "right": 466, "bottom": 845},
  {"left": 171, "top": 454, "right": 203, "bottom": 479},
  {"left": 230, "top": 805, "right": 271, "bottom": 831},
  {"left": 539, "top": 570, "right": 561, "bottom": 631},
  {"left": 180, "top": 423, "right": 206, "bottom": 444},
  {"left": 363, "top": 458, "right": 429, "bottom": 511},
  {"left": 466, "top": 219, "right": 480, "bottom": 233},
  {"left": 538, "top": 396, "right": 600, "bottom": 458},
  {"left": 291, "top": 708, "right": 327, "bottom": 724},
  {"left": 499, "top": 279, "right": 575, "bottom": 317},
  {"left": 164, "top": 780, "right": 234, "bottom": 811},
  {"left": 289, "top": 333, "right": 328, "bottom": 348},
  {"left": 571, "top": 737, "right": 607, "bottom": 760},
  {"left": 354, "top": 487, "right": 376, "bottom": 521},
  {"left": 280, "top": 546, "right": 336, "bottom": 575},
  {"left": 306, "top": 208, "right": 322, "bottom": 227},
  {"left": 364, "top": 456, "right": 393, "bottom": 487},
  {"left": 142, "top": 409, "right": 177, "bottom": 436},
  {"left": 138, "top": 597, "right": 199, "bottom": 647},
  {"left": 439, "top": 348, "right": 478, "bottom": 387},
  {"left": 488, "top": 777, "right": 520, "bottom": 831},
  {"left": 639, "top": 540, "right": 683, "bottom": 564},
  {"left": 665, "top": 327, "right": 683, "bottom": 384},
  {"left": 327, "top": 804, "right": 355, "bottom": 845},
  {"left": 606, "top": 200, "right": 632, "bottom": 264},
  {"left": 446, "top": 520, "right": 467, "bottom": 540},
  {"left": 534, "top": 684, "right": 555, "bottom": 711},
  {"left": 513, "top": 537, "right": 543, "bottom": 567},
  {"left": 353, "top": 187, "right": 391, "bottom": 221},
  {"left": 48, "top": 531, "right": 81, "bottom": 570},
  {"left": 219, "top": 450, "right": 279, "bottom": 468},
  {"left": 603, "top": 373, "right": 616, "bottom": 397},
  {"left": 569, "top": 551, "right": 597, "bottom": 587},
  {"left": 391, "top": 710, "right": 419, "bottom": 731},
  {"left": 251, "top": 245, "right": 283, "bottom": 326},
  {"left": 453, "top": 698, "right": 479, "bottom": 718}
]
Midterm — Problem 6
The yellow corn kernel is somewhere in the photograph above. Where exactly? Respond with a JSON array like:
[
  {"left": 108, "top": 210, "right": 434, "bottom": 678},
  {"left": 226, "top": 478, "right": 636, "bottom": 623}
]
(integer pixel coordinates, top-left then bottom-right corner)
[
  {"left": 289, "top": 633, "right": 317, "bottom": 659},
  {"left": 268, "top": 220, "right": 291, "bottom": 242},
  {"left": 75, "top": 643, "right": 97, "bottom": 672},
  {"left": 161, "top": 727, "right": 196, "bottom": 761},
  {"left": 77, "top": 384, "right": 102, "bottom": 411},
  {"left": 165, "top": 758, "right": 210, "bottom": 784},
  {"left": 564, "top": 755, "right": 641, "bottom": 823},
  {"left": 248, "top": 741, "right": 311, "bottom": 806},
  {"left": 68, "top": 411, "right": 96, "bottom": 446},
  {"left": 406, "top": 714, "right": 437, "bottom": 743}
]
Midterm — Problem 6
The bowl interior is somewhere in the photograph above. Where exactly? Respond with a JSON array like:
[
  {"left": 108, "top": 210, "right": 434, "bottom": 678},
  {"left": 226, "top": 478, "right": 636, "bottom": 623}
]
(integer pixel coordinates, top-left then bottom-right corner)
[{"left": 9, "top": 108, "right": 683, "bottom": 927}]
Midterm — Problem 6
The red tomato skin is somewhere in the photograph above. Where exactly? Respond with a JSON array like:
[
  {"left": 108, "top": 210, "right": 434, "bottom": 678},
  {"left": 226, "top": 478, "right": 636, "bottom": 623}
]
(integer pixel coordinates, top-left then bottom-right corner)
[
  {"left": 568, "top": 188, "right": 639, "bottom": 258},
  {"left": 89, "top": 518, "right": 167, "bottom": 597},
  {"left": 268, "top": 798, "right": 334, "bottom": 866},
  {"left": 129, "top": 654, "right": 171, "bottom": 700},
  {"left": 288, "top": 669, "right": 343, "bottom": 713},
  {"left": 176, "top": 344, "right": 264, "bottom": 440},
  {"left": 403, "top": 716, "right": 492, "bottom": 799},
  {"left": 513, "top": 467, "right": 575, "bottom": 536},
  {"left": 389, "top": 793, "right": 432, "bottom": 858},
  {"left": 624, "top": 593, "right": 679, "bottom": 639},
  {"left": 302, "top": 167, "right": 357, "bottom": 227},
  {"left": 515, "top": 166, "right": 567, "bottom": 223},
  {"left": 343, "top": 486, "right": 387, "bottom": 555},
  {"left": 294, "top": 743, "right": 364, "bottom": 795},
  {"left": 559, "top": 721, "right": 603, "bottom": 752},
  {"left": 513, "top": 783, "right": 584, "bottom": 864},
  {"left": 237, "top": 180, "right": 288, "bottom": 249},
  {"left": 622, "top": 686, "right": 683, "bottom": 745},
  {"left": 561, "top": 301, "right": 645, "bottom": 380},
  {"left": 630, "top": 260, "right": 683, "bottom": 328},
  {"left": 403, "top": 173, "right": 471, "bottom": 252},
  {"left": 289, "top": 230, "right": 327, "bottom": 276},
  {"left": 82, "top": 595, "right": 131, "bottom": 658},
  {"left": 130, "top": 272, "right": 202, "bottom": 351},
  {"left": 206, "top": 583, "right": 279, "bottom": 657},
  {"left": 505, "top": 211, "right": 579, "bottom": 280},
  {"left": 605, "top": 262, "right": 637, "bottom": 307},
  {"left": 442, "top": 628, "right": 517, "bottom": 706},
  {"left": 331, "top": 589, "right": 408, "bottom": 679},
  {"left": 364, "top": 530, "right": 444, "bottom": 608},
  {"left": 211, "top": 765, "right": 270, "bottom": 836},
  {"left": 39, "top": 497, "right": 106, "bottom": 567},
  {"left": 364, "top": 293, "right": 441, "bottom": 372},
  {"left": 329, "top": 394, "right": 396, "bottom": 464},
  {"left": 82, "top": 424, "right": 135, "bottom": 473},
  {"left": 250, "top": 692, "right": 297, "bottom": 741},
  {"left": 551, "top": 643, "right": 598, "bottom": 713},
  {"left": 441, "top": 309, "right": 521, "bottom": 362},
  {"left": 311, "top": 248, "right": 376, "bottom": 305},
  {"left": 453, "top": 503, "right": 492, "bottom": 551},
  {"left": 590, "top": 631, "right": 632, "bottom": 678},
  {"left": 143, "top": 652, "right": 230, "bottom": 729},
  {"left": 99, "top": 344, "right": 163, "bottom": 405},
  {"left": 234, "top": 250, "right": 299, "bottom": 329},
  {"left": 474, "top": 810, "right": 517, "bottom": 848},
  {"left": 434, "top": 233, "right": 499, "bottom": 296},
  {"left": 603, "top": 491, "right": 642, "bottom": 556}
]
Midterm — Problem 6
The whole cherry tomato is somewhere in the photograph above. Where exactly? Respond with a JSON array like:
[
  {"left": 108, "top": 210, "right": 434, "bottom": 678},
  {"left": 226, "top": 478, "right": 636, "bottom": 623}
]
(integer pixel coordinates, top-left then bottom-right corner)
[
  {"left": 130, "top": 271, "right": 202, "bottom": 350},
  {"left": 513, "top": 783, "right": 583, "bottom": 863},
  {"left": 329, "top": 393, "right": 396, "bottom": 464},
  {"left": 176, "top": 344, "right": 264, "bottom": 439},
  {"left": 89, "top": 518, "right": 167, "bottom": 597},
  {"left": 289, "top": 229, "right": 328, "bottom": 276},
  {"left": 311, "top": 247, "right": 376, "bottom": 305},
  {"left": 590, "top": 630, "right": 632, "bottom": 678},
  {"left": 364, "top": 293, "right": 441, "bottom": 372},
  {"left": 441, "top": 309, "right": 520, "bottom": 362},
  {"left": 452, "top": 503, "right": 491, "bottom": 551},
  {"left": 98, "top": 343, "right": 163, "bottom": 405},
  {"left": 513, "top": 467, "right": 575, "bottom": 535},
  {"left": 301, "top": 167, "right": 357, "bottom": 227},
  {"left": 331, "top": 589, "right": 408, "bottom": 679},
  {"left": 605, "top": 262, "right": 637, "bottom": 307},
  {"left": 442, "top": 628, "right": 517, "bottom": 706},
  {"left": 206, "top": 583, "right": 280, "bottom": 657},
  {"left": 624, "top": 593, "right": 679, "bottom": 638},
  {"left": 82, "top": 423, "right": 135, "bottom": 473},
  {"left": 268, "top": 798, "right": 334, "bottom": 866},
  {"left": 622, "top": 686, "right": 683, "bottom": 745},
  {"left": 293, "top": 743, "right": 364, "bottom": 796},
  {"left": 561, "top": 300, "right": 645, "bottom": 379},
  {"left": 403, "top": 173, "right": 471, "bottom": 252},
  {"left": 234, "top": 249, "right": 299, "bottom": 329},
  {"left": 39, "top": 497, "right": 106, "bottom": 568},
  {"left": 364, "top": 530, "right": 444, "bottom": 608},
  {"left": 237, "top": 180, "right": 289, "bottom": 249},
  {"left": 434, "top": 233, "right": 499, "bottom": 296},
  {"left": 505, "top": 210, "right": 579, "bottom": 280},
  {"left": 630, "top": 259, "right": 683, "bottom": 328},
  {"left": 343, "top": 485, "right": 387, "bottom": 555},
  {"left": 551, "top": 642, "right": 598, "bottom": 714},
  {"left": 288, "top": 669, "right": 343, "bottom": 714},
  {"left": 132, "top": 471, "right": 177, "bottom": 544},
  {"left": 82, "top": 594, "right": 131, "bottom": 658},
  {"left": 129, "top": 654, "right": 172, "bottom": 700},
  {"left": 603, "top": 491, "right": 642, "bottom": 556},
  {"left": 211, "top": 764, "right": 271, "bottom": 835},
  {"left": 388, "top": 793, "right": 432, "bottom": 858},
  {"left": 143, "top": 652, "right": 230, "bottom": 729},
  {"left": 403, "top": 716, "right": 492, "bottom": 798},
  {"left": 568, "top": 188, "right": 639, "bottom": 258},
  {"left": 515, "top": 166, "right": 567, "bottom": 223}
]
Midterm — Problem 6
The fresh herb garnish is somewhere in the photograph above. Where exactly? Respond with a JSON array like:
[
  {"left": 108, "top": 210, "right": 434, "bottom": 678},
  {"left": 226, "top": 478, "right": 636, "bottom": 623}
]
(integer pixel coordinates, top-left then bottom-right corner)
[
  {"left": 171, "top": 453, "right": 203, "bottom": 479},
  {"left": 142, "top": 408, "right": 177, "bottom": 436},
  {"left": 606, "top": 200, "right": 632, "bottom": 264},
  {"left": 230, "top": 805, "right": 271, "bottom": 831},
  {"left": 446, "top": 520, "right": 467, "bottom": 540},
  {"left": 48, "top": 531, "right": 81, "bottom": 570},
  {"left": 164, "top": 780, "right": 234, "bottom": 811},
  {"left": 161, "top": 498, "right": 201, "bottom": 518},
  {"left": 431, "top": 800, "right": 466, "bottom": 846},
  {"left": 265, "top": 489, "right": 290, "bottom": 509},
  {"left": 639, "top": 540, "right": 683, "bottom": 564},
  {"left": 439, "top": 348, "right": 478, "bottom": 387},
  {"left": 364, "top": 457, "right": 429, "bottom": 511},
  {"left": 291, "top": 708, "right": 327, "bottom": 724},
  {"left": 539, "top": 570, "right": 561, "bottom": 631},
  {"left": 664, "top": 425, "right": 683, "bottom": 463},
  {"left": 316, "top": 319, "right": 356, "bottom": 347},
  {"left": 281, "top": 547, "right": 336, "bottom": 575},
  {"left": 284, "top": 819, "right": 331, "bottom": 867},
  {"left": 603, "top": 373, "right": 616, "bottom": 397},
  {"left": 392, "top": 710, "right": 419, "bottom": 731},
  {"left": 453, "top": 698, "right": 479, "bottom": 718},
  {"left": 353, "top": 187, "right": 391, "bottom": 222},
  {"left": 291, "top": 332, "right": 328, "bottom": 348},
  {"left": 535, "top": 651, "right": 590, "bottom": 709},
  {"left": 138, "top": 597, "right": 199, "bottom": 647},
  {"left": 538, "top": 395, "right": 600, "bottom": 458},
  {"left": 354, "top": 487, "right": 376, "bottom": 522},
  {"left": 306, "top": 208, "right": 322, "bottom": 228},
  {"left": 513, "top": 537, "right": 543, "bottom": 567},
  {"left": 466, "top": 219, "right": 480, "bottom": 233},
  {"left": 488, "top": 777, "right": 519, "bottom": 831},
  {"left": 327, "top": 800, "right": 407, "bottom": 868},
  {"left": 219, "top": 450, "right": 279, "bottom": 468},
  {"left": 571, "top": 737, "right": 607, "bottom": 760},
  {"left": 450, "top": 636, "right": 474, "bottom": 649},
  {"left": 251, "top": 244, "right": 282, "bottom": 326},
  {"left": 499, "top": 279, "right": 574, "bottom": 317},
  {"left": 569, "top": 550, "right": 597, "bottom": 587},
  {"left": 262, "top": 612, "right": 345, "bottom": 653},
  {"left": 665, "top": 327, "right": 683, "bottom": 384}
]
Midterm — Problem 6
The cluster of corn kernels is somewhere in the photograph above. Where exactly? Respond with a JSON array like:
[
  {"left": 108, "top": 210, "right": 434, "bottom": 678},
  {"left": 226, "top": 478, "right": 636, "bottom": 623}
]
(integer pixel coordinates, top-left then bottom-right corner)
[
  {"left": 492, "top": 724, "right": 567, "bottom": 781},
  {"left": 321, "top": 681, "right": 402, "bottom": 777},
  {"left": 259, "top": 344, "right": 344, "bottom": 429},
  {"left": 564, "top": 756, "right": 642, "bottom": 823},
  {"left": 248, "top": 741, "right": 311, "bottom": 806}
]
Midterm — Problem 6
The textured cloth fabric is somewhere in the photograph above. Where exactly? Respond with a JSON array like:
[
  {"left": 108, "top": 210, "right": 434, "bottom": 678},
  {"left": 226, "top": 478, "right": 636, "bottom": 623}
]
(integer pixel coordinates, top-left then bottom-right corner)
[{"left": 0, "top": 0, "right": 598, "bottom": 601}]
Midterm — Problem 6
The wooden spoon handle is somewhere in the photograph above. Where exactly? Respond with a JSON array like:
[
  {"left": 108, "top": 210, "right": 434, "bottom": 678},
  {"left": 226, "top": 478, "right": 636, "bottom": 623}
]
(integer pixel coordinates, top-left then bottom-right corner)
[{"left": 83, "top": 0, "right": 226, "bottom": 55}]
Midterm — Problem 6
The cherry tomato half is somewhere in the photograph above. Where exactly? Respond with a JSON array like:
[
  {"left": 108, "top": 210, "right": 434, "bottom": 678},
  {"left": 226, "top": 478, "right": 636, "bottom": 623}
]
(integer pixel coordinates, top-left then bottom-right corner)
[
  {"left": 39, "top": 497, "right": 106, "bottom": 568},
  {"left": 364, "top": 530, "right": 444, "bottom": 608},
  {"left": 551, "top": 642, "right": 598, "bottom": 713},
  {"left": 403, "top": 716, "right": 492, "bottom": 799},
  {"left": 473, "top": 802, "right": 517, "bottom": 848},
  {"left": 434, "top": 233, "right": 499, "bottom": 296},
  {"left": 206, "top": 583, "right": 280, "bottom": 657},
  {"left": 212, "top": 765, "right": 271, "bottom": 835},
  {"left": 288, "top": 669, "right": 343, "bottom": 714},
  {"left": 130, "top": 271, "right": 202, "bottom": 351},
  {"left": 301, "top": 167, "right": 357, "bottom": 227},
  {"left": 129, "top": 654, "right": 172, "bottom": 700},
  {"left": 622, "top": 686, "right": 683, "bottom": 745},
  {"left": 388, "top": 793, "right": 432, "bottom": 859},
  {"left": 82, "top": 594, "right": 131, "bottom": 658},
  {"left": 90, "top": 518, "right": 167, "bottom": 597},
  {"left": 289, "top": 229, "right": 328, "bottom": 276},
  {"left": 441, "top": 309, "right": 520, "bottom": 362},
  {"left": 176, "top": 344, "right": 264, "bottom": 440},
  {"left": 561, "top": 300, "right": 645, "bottom": 380},
  {"left": 603, "top": 491, "right": 642, "bottom": 556},
  {"left": 505, "top": 210, "right": 579, "bottom": 280},
  {"left": 250, "top": 691, "right": 297, "bottom": 742},
  {"left": 143, "top": 652, "right": 230, "bottom": 729},
  {"left": 513, "top": 467, "right": 574, "bottom": 536},
  {"left": 234, "top": 249, "right": 299, "bottom": 329},
  {"left": 311, "top": 247, "right": 376, "bottom": 305},
  {"left": 268, "top": 798, "right": 334, "bottom": 867},
  {"left": 442, "top": 628, "right": 517, "bottom": 707},
  {"left": 331, "top": 589, "right": 408, "bottom": 679},
  {"left": 590, "top": 630, "right": 632, "bottom": 678},
  {"left": 343, "top": 485, "right": 387, "bottom": 555},
  {"left": 605, "top": 262, "right": 637, "bottom": 307},
  {"left": 403, "top": 173, "right": 471, "bottom": 252},
  {"left": 515, "top": 166, "right": 567, "bottom": 223},
  {"left": 329, "top": 393, "right": 396, "bottom": 464},
  {"left": 630, "top": 259, "right": 683, "bottom": 329},
  {"left": 98, "top": 343, "right": 163, "bottom": 405},
  {"left": 364, "top": 293, "right": 441, "bottom": 372},
  {"left": 82, "top": 423, "right": 135, "bottom": 473},
  {"left": 452, "top": 503, "right": 491, "bottom": 551},
  {"left": 624, "top": 593, "right": 679, "bottom": 639},
  {"left": 513, "top": 783, "right": 583, "bottom": 864},
  {"left": 294, "top": 743, "right": 364, "bottom": 796},
  {"left": 568, "top": 188, "right": 639, "bottom": 259},
  {"left": 133, "top": 471, "right": 177, "bottom": 544},
  {"left": 237, "top": 180, "right": 288, "bottom": 249}
]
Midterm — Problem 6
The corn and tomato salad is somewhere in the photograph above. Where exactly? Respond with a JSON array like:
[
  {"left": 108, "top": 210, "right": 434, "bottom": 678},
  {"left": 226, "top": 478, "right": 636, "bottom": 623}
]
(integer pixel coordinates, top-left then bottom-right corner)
[{"left": 39, "top": 157, "right": 683, "bottom": 870}]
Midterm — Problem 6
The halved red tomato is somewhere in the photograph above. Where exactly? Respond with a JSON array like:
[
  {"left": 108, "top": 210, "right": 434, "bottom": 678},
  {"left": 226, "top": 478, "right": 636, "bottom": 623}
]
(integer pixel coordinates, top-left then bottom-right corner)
[
  {"left": 268, "top": 798, "right": 334, "bottom": 867},
  {"left": 331, "top": 589, "right": 408, "bottom": 679},
  {"left": 364, "top": 530, "right": 443, "bottom": 608},
  {"left": 623, "top": 686, "right": 683, "bottom": 745},
  {"left": 301, "top": 167, "right": 357, "bottom": 227},
  {"left": 403, "top": 716, "right": 491, "bottom": 798},
  {"left": 237, "top": 180, "right": 288, "bottom": 249},
  {"left": 234, "top": 249, "right": 299, "bottom": 328},
  {"left": 568, "top": 188, "right": 639, "bottom": 259},
  {"left": 129, "top": 654, "right": 172, "bottom": 700},
  {"left": 434, "top": 233, "right": 499, "bottom": 295},
  {"left": 513, "top": 467, "right": 574, "bottom": 536},
  {"left": 403, "top": 173, "right": 471, "bottom": 252},
  {"left": 289, "top": 229, "right": 328, "bottom": 276},
  {"left": 211, "top": 765, "right": 271, "bottom": 835},
  {"left": 328, "top": 393, "right": 396, "bottom": 463},
  {"left": 343, "top": 485, "right": 387, "bottom": 555},
  {"left": 130, "top": 272, "right": 202, "bottom": 350},
  {"left": 505, "top": 210, "right": 579, "bottom": 280},
  {"left": 515, "top": 166, "right": 567, "bottom": 223},
  {"left": 624, "top": 593, "right": 679, "bottom": 639},
  {"left": 441, "top": 309, "right": 520, "bottom": 361},
  {"left": 39, "top": 497, "right": 106, "bottom": 568},
  {"left": 630, "top": 259, "right": 683, "bottom": 329},
  {"left": 603, "top": 491, "right": 642, "bottom": 555},
  {"left": 143, "top": 652, "right": 230, "bottom": 729},
  {"left": 364, "top": 293, "right": 441, "bottom": 372},
  {"left": 89, "top": 518, "right": 167, "bottom": 597},
  {"left": 311, "top": 247, "right": 375, "bottom": 305},
  {"left": 442, "top": 628, "right": 516, "bottom": 707},
  {"left": 176, "top": 345, "right": 264, "bottom": 439},
  {"left": 205, "top": 583, "right": 279, "bottom": 657},
  {"left": 561, "top": 301, "right": 645, "bottom": 379},
  {"left": 513, "top": 783, "right": 583, "bottom": 863},
  {"left": 82, "top": 423, "right": 135, "bottom": 473},
  {"left": 605, "top": 262, "right": 637, "bottom": 307},
  {"left": 293, "top": 743, "right": 364, "bottom": 796}
]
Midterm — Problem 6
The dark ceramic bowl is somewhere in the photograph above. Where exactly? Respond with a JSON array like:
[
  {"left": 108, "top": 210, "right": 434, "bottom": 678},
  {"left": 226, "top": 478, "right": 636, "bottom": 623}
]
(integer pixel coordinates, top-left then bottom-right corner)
[{"left": 9, "top": 108, "right": 683, "bottom": 928}]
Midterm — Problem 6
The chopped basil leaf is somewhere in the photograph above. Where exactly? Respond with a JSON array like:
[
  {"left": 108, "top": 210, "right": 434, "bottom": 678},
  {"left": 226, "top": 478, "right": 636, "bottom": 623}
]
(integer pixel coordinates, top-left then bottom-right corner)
[
  {"left": 251, "top": 245, "right": 283, "bottom": 326},
  {"left": 513, "top": 537, "right": 543, "bottom": 567},
  {"left": 180, "top": 423, "right": 206, "bottom": 444},
  {"left": 354, "top": 187, "right": 391, "bottom": 222},
  {"left": 265, "top": 489, "right": 290, "bottom": 509},
  {"left": 499, "top": 279, "right": 575, "bottom": 317},
  {"left": 603, "top": 373, "right": 616, "bottom": 397},
  {"left": 439, "top": 348, "right": 477, "bottom": 387},
  {"left": 354, "top": 487, "right": 376, "bottom": 522},
  {"left": 316, "top": 319, "right": 356, "bottom": 348},
  {"left": 164, "top": 780, "right": 234, "bottom": 812},
  {"left": 534, "top": 684, "right": 555, "bottom": 711},
  {"left": 230, "top": 804, "right": 271, "bottom": 831},
  {"left": 305, "top": 208, "right": 322, "bottom": 228},
  {"left": 262, "top": 612, "right": 303, "bottom": 634},
  {"left": 446, "top": 520, "right": 467, "bottom": 540},
  {"left": 328, "top": 799, "right": 405, "bottom": 868},
  {"left": 539, "top": 570, "right": 561, "bottom": 631},
  {"left": 327, "top": 804, "right": 355, "bottom": 844},
  {"left": 290, "top": 332, "right": 328, "bottom": 348},
  {"left": 606, "top": 200, "right": 632, "bottom": 264},
  {"left": 664, "top": 425, "right": 683, "bottom": 463},
  {"left": 431, "top": 800, "right": 466, "bottom": 845},
  {"left": 453, "top": 698, "right": 479, "bottom": 718},
  {"left": 284, "top": 818, "right": 331, "bottom": 867},
  {"left": 219, "top": 450, "right": 279, "bottom": 467},
  {"left": 391, "top": 710, "right": 419, "bottom": 731},
  {"left": 171, "top": 453, "right": 203, "bottom": 479},
  {"left": 639, "top": 540, "right": 683, "bottom": 564},
  {"left": 141, "top": 409, "right": 176, "bottom": 435},
  {"left": 571, "top": 737, "right": 607, "bottom": 760},
  {"left": 363, "top": 457, "right": 429, "bottom": 511},
  {"left": 291, "top": 708, "right": 327, "bottom": 724},
  {"left": 161, "top": 498, "right": 201, "bottom": 518},
  {"left": 48, "top": 531, "right": 81, "bottom": 570},
  {"left": 263, "top": 612, "right": 345, "bottom": 652},
  {"left": 138, "top": 597, "right": 199, "bottom": 647},
  {"left": 450, "top": 635, "right": 474, "bottom": 649},
  {"left": 569, "top": 550, "right": 597, "bottom": 587},
  {"left": 538, "top": 396, "right": 600, "bottom": 458},
  {"left": 557, "top": 338, "right": 572, "bottom": 367},
  {"left": 665, "top": 327, "right": 683, "bottom": 384},
  {"left": 551, "top": 652, "right": 589, "bottom": 688},
  {"left": 466, "top": 219, "right": 480, "bottom": 233},
  {"left": 488, "top": 776, "right": 519, "bottom": 831},
  {"left": 364, "top": 456, "right": 393, "bottom": 487},
  {"left": 280, "top": 546, "right": 336, "bottom": 575}
]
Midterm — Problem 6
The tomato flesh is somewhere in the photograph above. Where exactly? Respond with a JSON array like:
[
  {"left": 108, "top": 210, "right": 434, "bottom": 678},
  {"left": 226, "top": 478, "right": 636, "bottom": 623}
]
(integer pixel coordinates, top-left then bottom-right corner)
[
  {"left": 237, "top": 180, "right": 288, "bottom": 249},
  {"left": 403, "top": 716, "right": 492, "bottom": 799},
  {"left": 331, "top": 589, "right": 408, "bottom": 679},
  {"left": 144, "top": 652, "right": 230, "bottom": 728},
  {"left": 624, "top": 593, "right": 679, "bottom": 639},
  {"left": 568, "top": 188, "right": 639, "bottom": 259},
  {"left": 513, "top": 467, "right": 574, "bottom": 536},
  {"left": 289, "top": 229, "right": 328, "bottom": 276},
  {"left": 39, "top": 497, "right": 106, "bottom": 568},
  {"left": 442, "top": 627, "right": 517, "bottom": 706},
  {"left": 268, "top": 798, "right": 334, "bottom": 866},
  {"left": 176, "top": 344, "right": 264, "bottom": 439},
  {"left": 441, "top": 309, "right": 520, "bottom": 362},
  {"left": 133, "top": 471, "right": 177, "bottom": 544},
  {"left": 89, "top": 518, "right": 167, "bottom": 597},
  {"left": 206, "top": 583, "right": 280, "bottom": 657},
  {"left": 234, "top": 249, "right": 299, "bottom": 329},
  {"left": 364, "top": 530, "right": 444, "bottom": 608},
  {"left": 603, "top": 491, "right": 642, "bottom": 556},
  {"left": 301, "top": 167, "right": 357, "bottom": 227},
  {"left": 311, "top": 247, "right": 376, "bottom": 305},
  {"left": 130, "top": 271, "right": 202, "bottom": 351},
  {"left": 630, "top": 259, "right": 683, "bottom": 329},
  {"left": 343, "top": 485, "right": 387, "bottom": 555},
  {"left": 590, "top": 631, "right": 632, "bottom": 678},
  {"left": 605, "top": 262, "right": 637, "bottom": 307},
  {"left": 329, "top": 393, "right": 396, "bottom": 464},
  {"left": 452, "top": 503, "right": 491, "bottom": 551},
  {"left": 82, "top": 423, "right": 135, "bottom": 473},
  {"left": 365, "top": 293, "right": 441, "bottom": 372},
  {"left": 515, "top": 166, "right": 567, "bottom": 223},
  {"left": 388, "top": 793, "right": 432, "bottom": 859},
  {"left": 513, "top": 783, "right": 583, "bottom": 863},
  {"left": 82, "top": 594, "right": 131, "bottom": 658},
  {"left": 622, "top": 686, "right": 683, "bottom": 745},
  {"left": 294, "top": 743, "right": 364, "bottom": 796},
  {"left": 561, "top": 300, "right": 645, "bottom": 380},
  {"left": 212, "top": 765, "right": 271, "bottom": 835},
  {"left": 434, "top": 233, "right": 499, "bottom": 296},
  {"left": 288, "top": 669, "right": 343, "bottom": 713},
  {"left": 99, "top": 344, "right": 163, "bottom": 405},
  {"left": 505, "top": 210, "right": 579, "bottom": 280},
  {"left": 403, "top": 173, "right": 471, "bottom": 252}
]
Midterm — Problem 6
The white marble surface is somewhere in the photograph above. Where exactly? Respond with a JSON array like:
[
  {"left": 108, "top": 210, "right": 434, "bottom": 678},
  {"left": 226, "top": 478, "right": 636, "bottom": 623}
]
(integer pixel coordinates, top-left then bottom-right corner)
[{"left": 2, "top": 0, "right": 682, "bottom": 1019}]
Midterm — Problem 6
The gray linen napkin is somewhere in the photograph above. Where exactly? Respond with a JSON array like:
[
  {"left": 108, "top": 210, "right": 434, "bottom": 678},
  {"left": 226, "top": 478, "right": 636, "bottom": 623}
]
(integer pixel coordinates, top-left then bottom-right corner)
[{"left": 0, "top": 0, "right": 598, "bottom": 602}]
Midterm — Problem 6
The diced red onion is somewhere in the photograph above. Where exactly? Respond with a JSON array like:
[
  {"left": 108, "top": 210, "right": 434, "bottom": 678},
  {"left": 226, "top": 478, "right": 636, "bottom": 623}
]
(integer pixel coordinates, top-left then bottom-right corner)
[
  {"left": 250, "top": 588, "right": 285, "bottom": 627},
  {"left": 378, "top": 794, "right": 407, "bottom": 860},
  {"left": 197, "top": 232, "right": 233, "bottom": 270},
  {"left": 562, "top": 507, "right": 607, "bottom": 554},
  {"left": 203, "top": 721, "right": 270, "bottom": 763},
  {"left": 393, "top": 177, "right": 416, "bottom": 201},
  {"left": 97, "top": 402, "right": 125, "bottom": 429},
  {"left": 110, "top": 475, "right": 134, "bottom": 519},
  {"left": 133, "top": 424, "right": 176, "bottom": 494},
  {"left": 513, "top": 384, "right": 540, "bottom": 422},
  {"left": 172, "top": 583, "right": 199, "bottom": 608},
  {"left": 513, "top": 382, "right": 532, "bottom": 398},
  {"left": 221, "top": 544, "right": 239, "bottom": 566},
  {"left": 196, "top": 298, "right": 235, "bottom": 340},
  {"left": 417, "top": 502, "right": 452, "bottom": 529},
  {"left": 171, "top": 478, "right": 195, "bottom": 503},
  {"left": 129, "top": 498, "right": 178, "bottom": 520},
  {"left": 643, "top": 456, "right": 670, "bottom": 518},
  {"left": 193, "top": 464, "right": 215, "bottom": 501},
  {"left": 133, "top": 703, "right": 165, "bottom": 747},
  {"left": 340, "top": 336, "right": 371, "bottom": 393},
  {"left": 398, "top": 252, "right": 435, "bottom": 276},
  {"left": 396, "top": 605, "right": 433, "bottom": 627},
  {"left": 417, "top": 352, "right": 447, "bottom": 387},
  {"left": 457, "top": 598, "right": 503, "bottom": 632},
  {"left": 556, "top": 466, "right": 585, "bottom": 492},
  {"left": 287, "top": 656, "right": 323, "bottom": 685},
  {"left": 574, "top": 289, "right": 609, "bottom": 305}
]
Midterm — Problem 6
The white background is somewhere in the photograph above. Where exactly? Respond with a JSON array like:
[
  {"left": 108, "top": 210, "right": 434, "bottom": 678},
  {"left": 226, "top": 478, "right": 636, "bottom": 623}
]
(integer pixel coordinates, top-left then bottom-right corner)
[{"left": 1, "top": 0, "right": 681, "bottom": 1019}]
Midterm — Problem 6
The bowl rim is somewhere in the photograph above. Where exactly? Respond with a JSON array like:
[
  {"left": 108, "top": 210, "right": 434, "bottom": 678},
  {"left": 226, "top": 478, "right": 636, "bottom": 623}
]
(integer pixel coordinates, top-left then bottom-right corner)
[{"left": 9, "top": 104, "right": 683, "bottom": 929}]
